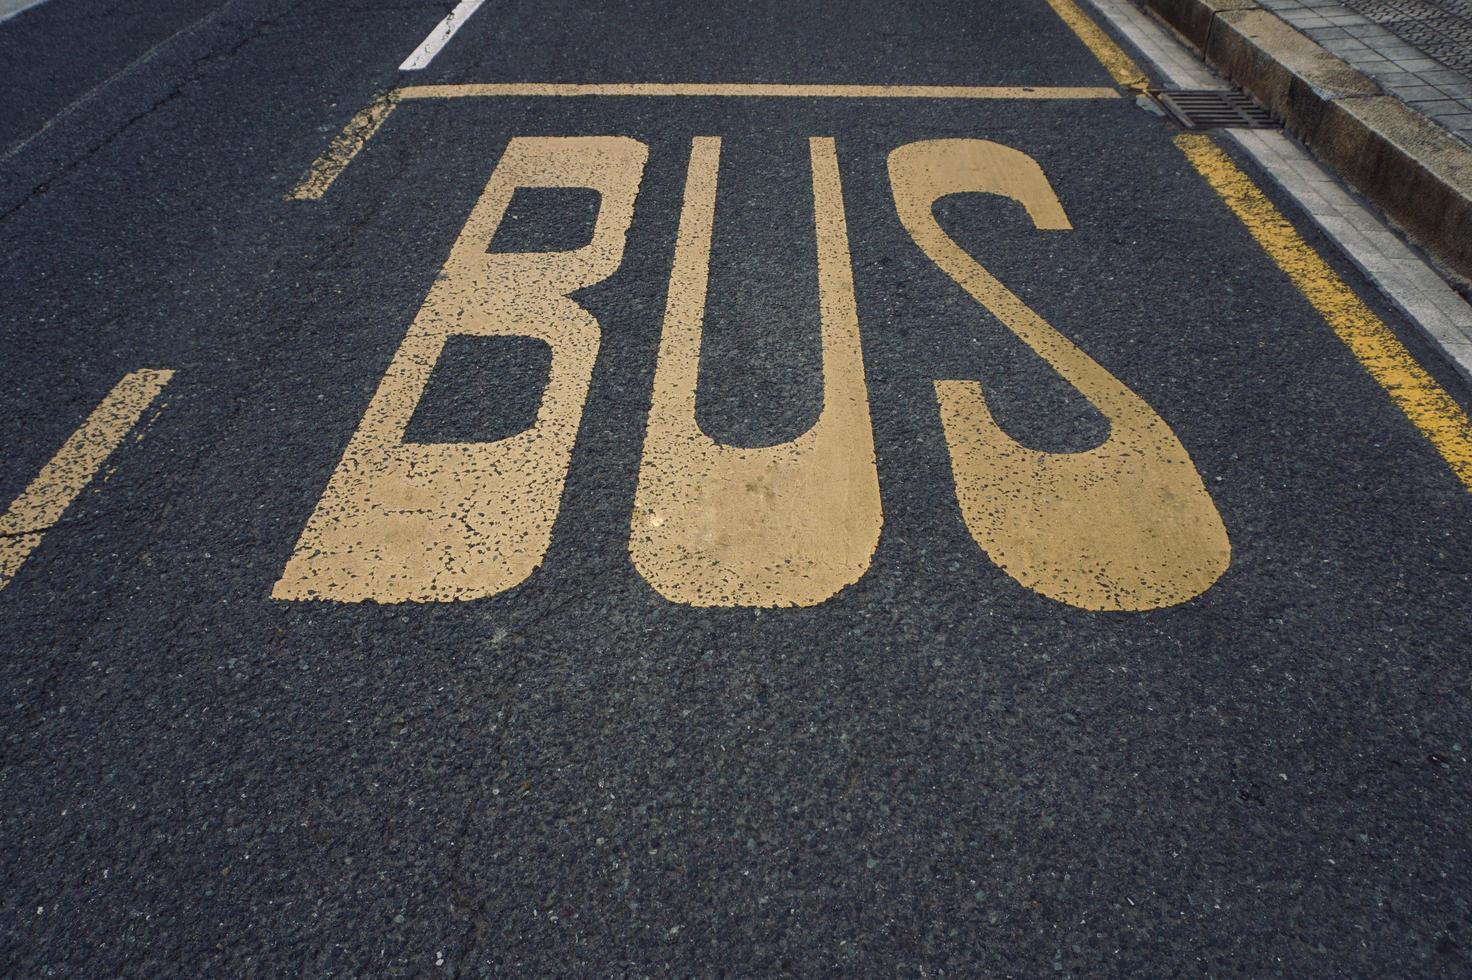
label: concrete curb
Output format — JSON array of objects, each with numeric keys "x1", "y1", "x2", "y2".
[{"x1": 1138, "y1": 0, "x2": 1472, "y2": 283}]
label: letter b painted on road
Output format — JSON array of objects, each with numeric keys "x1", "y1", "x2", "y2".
[{"x1": 274, "y1": 136, "x2": 648, "y2": 602}]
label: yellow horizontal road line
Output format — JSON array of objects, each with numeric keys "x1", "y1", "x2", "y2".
[
  {"x1": 0, "y1": 369, "x2": 174, "y2": 592},
  {"x1": 1176, "y1": 133, "x2": 1472, "y2": 492},
  {"x1": 397, "y1": 82, "x2": 1122, "y2": 100},
  {"x1": 289, "y1": 83, "x2": 1120, "y2": 200}
]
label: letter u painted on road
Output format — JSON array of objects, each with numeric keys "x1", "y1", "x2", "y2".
[
  {"x1": 274, "y1": 136, "x2": 648, "y2": 602},
  {"x1": 629, "y1": 137, "x2": 883, "y2": 607},
  {"x1": 888, "y1": 139, "x2": 1230, "y2": 611}
]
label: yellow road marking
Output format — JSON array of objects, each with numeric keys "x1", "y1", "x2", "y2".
[
  {"x1": 889, "y1": 139, "x2": 1229, "y2": 610},
  {"x1": 287, "y1": 90, "x2": 400, "y2": 201},
  {"x1": 630, "y1": 137, "x2": 882, "y2": 608},
  {"x1": 275, "y1": 137, "x2": 648, "y2": 602},
  {"x1": 397, "y1": 82, "x2": 1123, "y2": 100},
  {"x1": 1176, "y1": 133, "x2": 1472, "y2": 491},
  {"x1": 1043, "y1": 0, "x2": 1150, "y2": 91},
  {"x1": 0, "y1": 369, "x2": 173, "y2": 592},
  {"x1": 289, "y1": 84, "x2": 1120, "y2": 201}
]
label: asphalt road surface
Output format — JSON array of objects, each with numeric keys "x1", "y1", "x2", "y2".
[{"x1": 4, "y1": 0, "x2": 1472, "y2": 975}]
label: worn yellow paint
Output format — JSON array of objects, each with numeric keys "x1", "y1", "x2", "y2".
[
  {"x1": 630, "y1": 137, "x2": 882, "y2": 607},
  {"x1": 1176, "y1": 132, "x2": 1472, "y2": 491},
  {"x1": 0, "y1": 369, "x2": 173, "y2": 591},
  {"x1": 288, "y1": 90, "x2": 400, "y2": 201},
  {"x1": 889, "y1": 139, "x2": 1230, "y2": 611},
  {"x1": 274, "y1": 137, "x2": 648, "y2": 602},
  {"x1": 397, "y1": 82, "x2": 1123, "y2": 100},
  {"x1": 1043, "y1": 0, "x2": 1150, "y2": 92}
]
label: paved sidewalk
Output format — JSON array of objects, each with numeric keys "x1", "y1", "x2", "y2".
[{"x1": 1259, "y1": 0, "x2": 1472, "y2": 142}]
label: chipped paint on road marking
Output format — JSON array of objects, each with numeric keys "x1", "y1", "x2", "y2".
[{"x1": 0, "y1": 369, "x2": 174, "y2": 592}]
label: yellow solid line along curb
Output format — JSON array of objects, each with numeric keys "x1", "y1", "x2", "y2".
[
  {"x1": 1177, "y1": 132, "x2": 1472, "y2": 491},
  {"x1": 1047, "y1": 0, "x2": 1472, "y2": 490},
  {"x1": 1043, "y1": 0, "x2": 1150, "y2": 91}
]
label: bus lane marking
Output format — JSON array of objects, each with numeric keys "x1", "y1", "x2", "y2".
[{"x1": 277, "y1": 81, "x2": 1246, "y2": 611}]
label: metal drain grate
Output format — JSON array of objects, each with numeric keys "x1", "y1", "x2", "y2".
[{"x1": 1152, "y1": 89, "x2": 1279, "y2": 130}]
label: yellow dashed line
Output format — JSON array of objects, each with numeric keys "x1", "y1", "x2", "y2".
[
  {"x1": 0, "y1": 369, "x2": 174, "y2": 591},
  {"x1": 1043, "y1": 0, "x2": 1151, "y2": 92},
  {"x1": 287, "y1": 90, "x2": 400, "y2": 201},
  {"x1": 1176, "y1": 132, "x2": 1472, "y2": 491}
]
